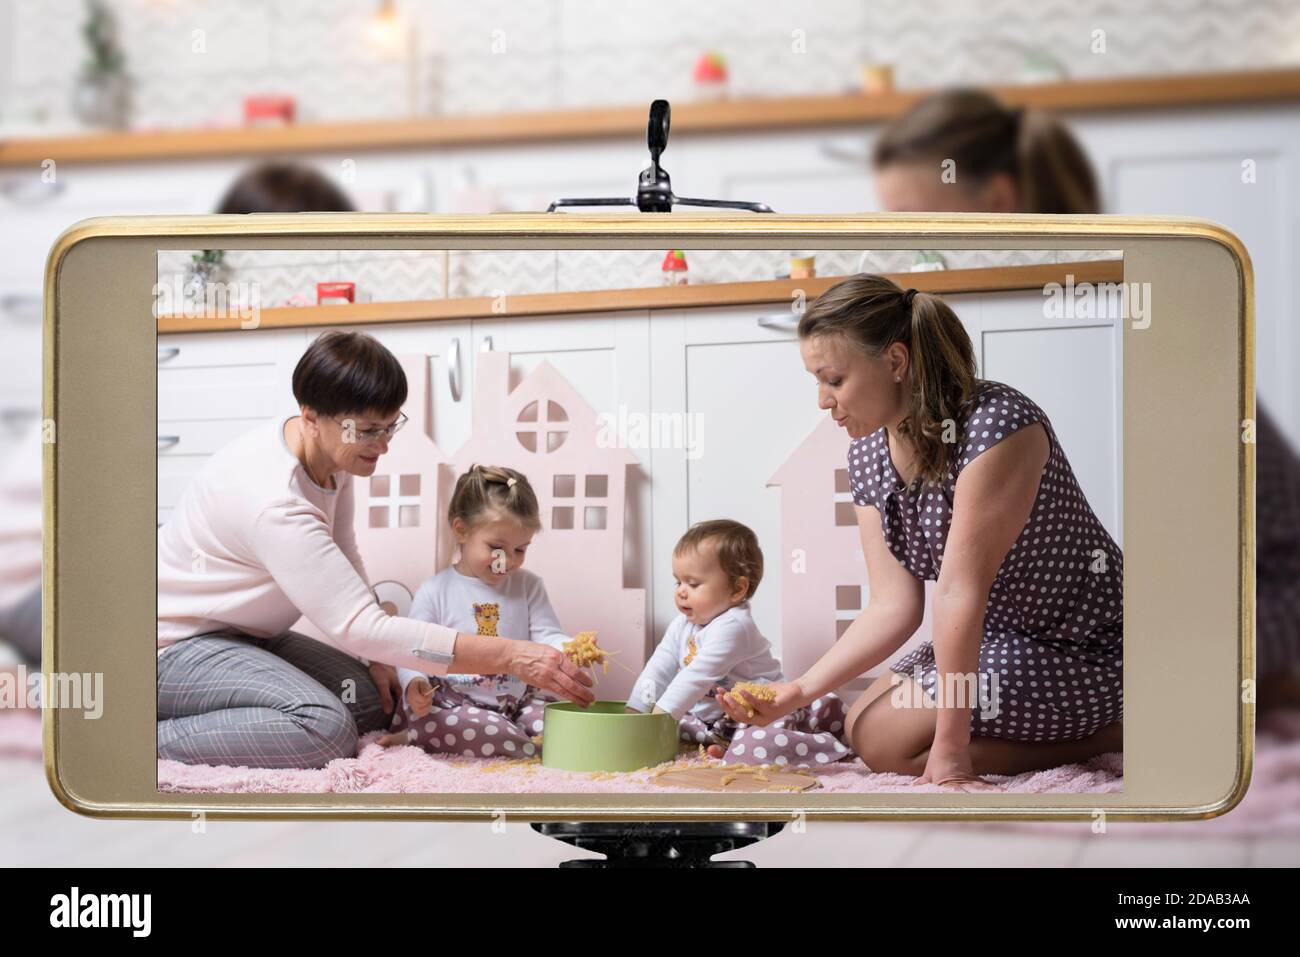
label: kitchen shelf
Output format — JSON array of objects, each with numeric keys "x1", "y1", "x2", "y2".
[
  {"x1": 6, "y1": 68, "x2": 1300, "y2": 168},
  {"x1": 157, "y1": 259, "x2": 1124, "y2": 334}
]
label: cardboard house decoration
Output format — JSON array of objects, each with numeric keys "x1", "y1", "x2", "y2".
[
  {"x1": 767, "y1": 416, "x2": 931, "y2": 685},
  {"x1": 351, "y1": 354, "x2": 451, "y2": 617},
  {"x1": 455, "y1": 350, "x2": 646, "y2": 698}
]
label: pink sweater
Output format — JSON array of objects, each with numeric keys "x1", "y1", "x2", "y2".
[
  {"x1": 0, "y1": 422, "x2": 42, "y2": 611},
  {"x1": 156, "y1": 416, "x2": 457, "y2": 673}
]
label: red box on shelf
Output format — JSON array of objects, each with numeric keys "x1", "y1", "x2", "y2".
[
  {"x1": 316, "y1": 282, "x2": 355, "y2": 305},
  {"x1": 243, "y1": 95, "x2": 296, "y2": 127}
]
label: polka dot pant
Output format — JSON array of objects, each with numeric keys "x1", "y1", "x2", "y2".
[
  {"x1": 678, "y1": 693, "x2": 853, "y2": 767},
  {"x1": 388, "y1": 680, "x2": 552, "y2": 758}
]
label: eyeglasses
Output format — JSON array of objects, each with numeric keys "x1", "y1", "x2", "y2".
[{"x1": 329, "y1": 412, "x2": 408, "y2": 444}]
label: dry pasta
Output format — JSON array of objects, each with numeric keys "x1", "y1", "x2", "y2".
[
  {"x1": 728, "y1": 681, "x2": 777, "y2": 718},
  {"x1": 562, "y1": 630, "x2": 639, "y2": 680},
  {"x1": 563, "y1": 631, "x2": 608, "y2": 671}
]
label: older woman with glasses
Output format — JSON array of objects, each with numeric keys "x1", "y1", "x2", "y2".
[{"x1": 156, "y1": 331, "x2": 594, "y2": 769}]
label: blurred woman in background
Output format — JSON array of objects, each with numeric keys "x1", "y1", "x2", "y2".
[
  {"x1": 871, "y1": 88, "x2": 1099, "y2": 215},
  {"x1": 0, "y1": 162, "x2": 356, "y2": 691},
  {"x1": 867, "y1": 87, "x2": 1299, "y2": 708}
]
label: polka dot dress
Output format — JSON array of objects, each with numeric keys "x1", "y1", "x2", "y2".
[
  {"x1": 847, "y1": 378, "x2": 1123, "y2": 742},
  {"x1": 1255, "y1": 402, "x2": 1300, "y2": 679}
]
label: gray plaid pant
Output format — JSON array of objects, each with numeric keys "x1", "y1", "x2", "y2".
[
  {"x1": 156, "y1": 630, "x2": 387, "y2": 769},
  {"x1": 0, "y1": 582, "x2": 40, "y2": 666}
]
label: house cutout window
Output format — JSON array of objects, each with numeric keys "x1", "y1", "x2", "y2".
[
  {"x1": 550, "y1": 471, "x2": 610, "y2": 532},
  {"x1": 369, "y1": 473, "x2": 422, "y2": 529},
  {"x1": 835, "y1": 584, "x2": 864, "y2": 639},
  {"x1": 834, "y1": 468, "x2": 856, "y2": 526},
  {"x1": 517, "y1": 399, "x2": 569, "y2": 453}
]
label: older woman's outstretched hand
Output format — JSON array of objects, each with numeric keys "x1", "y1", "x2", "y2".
[
  {"x1": 715, "y1": 680, "x2": 804, "y2": 726},
  {"x1": 506, "y1": 639, "x2": 596, "y2": 706}
]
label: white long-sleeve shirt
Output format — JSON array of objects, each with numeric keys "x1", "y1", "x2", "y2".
[
  {"x1": 397, "y1": 564, "x2": 570, "y2": 706},
  {"x1": 156, "y1": 416, "x2": 457, "y2": 674},
  {"x1": 624, "y1": 601, "x2": 783, "y2": 722}
]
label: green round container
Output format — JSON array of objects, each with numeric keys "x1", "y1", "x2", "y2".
[{"x1": 541, "y1": 701, "x2": 680, "y2": 772}]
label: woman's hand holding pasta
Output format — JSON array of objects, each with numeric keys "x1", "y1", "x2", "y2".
[
  {"x1": 507, "y1": 639, "x2": 596, "y2": 706},
  {"x1": 715, "y1": 680, "x2": 804, "y2": 726}
]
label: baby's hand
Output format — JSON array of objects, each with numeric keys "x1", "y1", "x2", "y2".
[
  {"x1": 406, "y1": 678, "x2": 435, "y2": 718},
  {"x1": 623, "y1": 705, "x2": 641, "y2": 714}
]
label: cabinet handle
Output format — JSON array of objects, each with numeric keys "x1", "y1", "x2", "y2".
[
  {"x1": 157, "y1": 435, "x2": 180, "y2": 450},
  {"x1": 756, "y1": 314, "x2": 800, "y2": 332},
  {"x1": 0, "y1": 294, "x2": 41, "y2": 323},
  {"x1": 0, "y1": 178, "x2": 66, "y2": 204},
  {"x1": 447, "y1": 337, "x2": 462, "y2": 402},
  {"x1": 157, "y1": 347, "x2": 180, "y2": 363}
]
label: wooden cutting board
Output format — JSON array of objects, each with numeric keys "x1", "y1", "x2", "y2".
[{"x1": 652, "y1": 765, "x2": 821, "y2": 792}]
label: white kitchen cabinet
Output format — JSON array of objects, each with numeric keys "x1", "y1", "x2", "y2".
[
  {"x1": 156, "y1": 328, "x2": 305, "y2": 521},
  {"x1": 646, "y1": 301, "x2": 825, "y2": 656},
  {"x1": 468, "y1": 311, "x2": 655, "y2": 652},
  {"x1": 675, "y1": 128, "x2": 878, "y2": 215}
]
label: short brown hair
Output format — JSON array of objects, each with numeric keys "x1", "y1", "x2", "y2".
[
  {"x1": 292, "y1": 331, "x2": 407, "y2": 419},
  {"x1": 448, "y1": 464, "x2": 542, "y2": 533},
  {"x1": 217, "y1": 162, "x2": 355, "y2": 214},
  {"x1": 674, "y1": 519, "x2": 763, "y2": 600}
]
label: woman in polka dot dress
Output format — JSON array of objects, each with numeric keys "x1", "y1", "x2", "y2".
[{"x1": 717, "y1": 273, "x2": 1123, "y2": 788}]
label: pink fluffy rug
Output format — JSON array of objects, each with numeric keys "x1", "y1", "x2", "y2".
[
  {"x1": 978, "y1": 709, "x2": 1300, "y2": 838},
  {"x1": 0, "y1": 709, "x2": 40, "y2": 759},
  {"x1": 7, "y1": 708, "x2": 1297, "y2": 836},
  {"x1": 154, "y1": 731, "x2": 1121, "y2": 795}
]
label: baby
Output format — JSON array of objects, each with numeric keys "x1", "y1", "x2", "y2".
[
  {"x1": 624, "y1": 519, "x2": 851, "y2": 767},
  {"x1": 379, "y1": 464, "x2": 568, "y2": 758}
]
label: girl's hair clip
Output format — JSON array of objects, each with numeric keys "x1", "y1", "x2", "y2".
[{"x1": 506, "y1": 476, "x2": 517, "y2": 488}]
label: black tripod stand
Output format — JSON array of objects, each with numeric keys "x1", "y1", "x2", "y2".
[
  {"x1": 531, "y1": 820, "x2": 786, "y2": 868},
  {"x1": 548, "y1": 99, "x2": 774, "y2": 214}
]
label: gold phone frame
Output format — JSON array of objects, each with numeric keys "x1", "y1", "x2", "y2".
[{"x1": 41, "y1": 212, "x2": 1253, "y2": 822}]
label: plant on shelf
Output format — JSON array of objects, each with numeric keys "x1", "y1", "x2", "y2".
[
  {"x1": 72, "y1": 0, "x2": 132, "y2": 129},
  {"x1": 186, "y1": 250, "x2": 229, "y2": 285}
]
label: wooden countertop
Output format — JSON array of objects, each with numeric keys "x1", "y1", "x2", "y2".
[
  {"x1": 157, "y1": 259, "x2": 1123, "y2": 334},
  {"x1": 7, "y1": 69, "x2": 1300, "y2": 168}
]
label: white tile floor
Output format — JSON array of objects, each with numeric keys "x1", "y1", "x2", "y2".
[{"x1": 3, "y1": 757, "x2": 1296, "y2": 867}]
